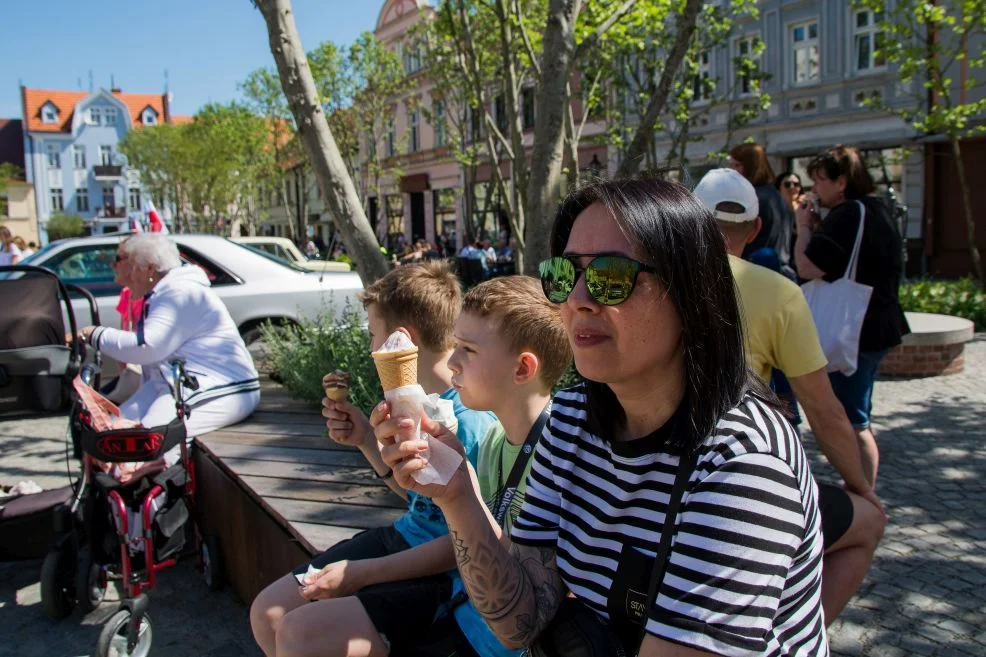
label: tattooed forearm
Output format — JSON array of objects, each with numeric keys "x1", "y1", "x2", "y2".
[{"x1": 448, "y1": 526, "x2": 563, "y2": 648}]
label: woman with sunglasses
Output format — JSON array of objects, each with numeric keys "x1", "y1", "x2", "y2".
[
  {"x1": 375, "y1": 179, "x2": 828, "y2": 657},
  {"x1": 776, "y1": 171, "x2": 804, "y2": 214}
]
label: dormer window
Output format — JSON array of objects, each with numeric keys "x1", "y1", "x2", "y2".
[
  {"x1": 41, "y1": 102, "x2": 59, "y2": 124},
  {"x1": 141, "y1": 107, "x2": 158, "y2": 125},
  {"x1": 88, "y1": 108, "x2": 102, "y2": 126}
]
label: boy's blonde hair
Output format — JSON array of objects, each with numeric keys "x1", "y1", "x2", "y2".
[
  {"x1": 462, "y1": 276, "x2": 572, "y2": 390},
  {"x1": 360, "y1": 261, "x2": 462, "y2": 352}
]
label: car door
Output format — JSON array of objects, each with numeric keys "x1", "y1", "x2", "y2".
[{"x1": 39, "y1": 243, "x2": 122, "y2": 328}]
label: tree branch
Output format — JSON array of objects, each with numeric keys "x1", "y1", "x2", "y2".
[
  {"x1": 514, "y1": 0, "x2": 542, "y2": 81},
  {"x1": 573, "y1": 0, "x2": 639, "y2": 61}
]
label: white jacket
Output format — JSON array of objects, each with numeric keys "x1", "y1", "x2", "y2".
[{"x1": 91, "y1": 265, "x2": 260, "y2": 409}]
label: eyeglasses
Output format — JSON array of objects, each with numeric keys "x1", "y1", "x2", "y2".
[
  {"x1": 113, "y1": 254, "x2": 128, "y2": 264},
  {"x1": 538, "y1": 255, "x2": 656, "y2": 306},
  {"x1": 783, "y1": 180, "x2": 801, "y2": 189}
]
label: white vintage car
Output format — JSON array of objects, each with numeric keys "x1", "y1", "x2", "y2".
[
  {"x1": 232, "y1": 236, "x2": 351, "y2": 273},
  {"x1": 19, "y1": 234, "x2": 364, "y2": 343}
]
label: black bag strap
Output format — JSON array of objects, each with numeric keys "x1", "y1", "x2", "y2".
[
  {"x1": 492, "y1": 403, "x2": 550, "y2": 526},
  {"x1": 632, "y1": 447, "x2": 699, "y2": 656}
]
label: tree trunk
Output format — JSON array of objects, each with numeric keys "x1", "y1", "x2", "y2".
[
  {"x1": 616, "y1": 0, "x2": 703, "y2": 178},
  {"x1": 523, "y1": 0, "x2": 584, "y2": 276},
  {"x1": 255, "y1": 0, "x2": 389, "y2": 284},
  {"x1": 951, "y1": 137, "x2": 984, "y2": 284}
]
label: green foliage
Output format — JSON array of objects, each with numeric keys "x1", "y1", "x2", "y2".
[
  {"x1": 899, "y1": 278, "x2": 986, "y2": 329},
  {"x1": 260, "y1": 304, "x2": 383, "y2": 416},
  {"x1": 554, "y1": 363, "x2": 584, "y2": 394},
  {"x1": 46, "y1": 212, "x2": 85, "y2": 240},
  {"x1": 0, "y1": 162, "x2": 22, "y2": 197}
]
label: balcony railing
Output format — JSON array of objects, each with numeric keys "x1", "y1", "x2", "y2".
[{"x1": 93, "y1": 164, "x2": 123, "y2": 180}]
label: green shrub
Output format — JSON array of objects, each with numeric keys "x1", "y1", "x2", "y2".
[
  {"x1": 46, "y1": 213, "x2": 86, "y2": 241},
  {"x1": 554, "y1": 363, "x2": 584, "y2": 394},
  {"x1": 260, "y1": 302, "x2": 383, "y2": 416},
  {"x1": 899, "y1": 278, "x2": 986, "y2": 329}
]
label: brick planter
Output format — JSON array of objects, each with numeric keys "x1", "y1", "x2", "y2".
[{"x1": 879, "y1": 312, "x2": 974, "y2": 377}]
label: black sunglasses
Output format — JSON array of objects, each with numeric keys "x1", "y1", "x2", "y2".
[
  {"x1": 538, "y1": 254, "x2": 656, "y2": 306},
  {"x1": 783, "y1": 180, "x2": 801, "y2": 189}
]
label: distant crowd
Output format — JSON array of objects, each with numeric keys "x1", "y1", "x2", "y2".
[{"x1": 0, "y1": 225, "x2": 37, "y2": 266}]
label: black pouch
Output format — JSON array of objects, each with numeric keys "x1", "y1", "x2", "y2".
[
  {"x1": 607, "y1": 543, "x2": 656, "y2": 655},
  {"x1": 530, "y1": 597, "x2": 625, "y2": 657}
]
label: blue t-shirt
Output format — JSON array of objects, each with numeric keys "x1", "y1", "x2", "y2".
[{"x1": 392, "y1": 388, "x2": 496, "y2": 547}]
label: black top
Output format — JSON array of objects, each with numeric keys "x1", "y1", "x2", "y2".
[
  {"x1": 804, "y1": 196, "x2": 910, "y2": 352},
  {"x1": 744, "y1": 183, "x2": 794, "y2": 273}
]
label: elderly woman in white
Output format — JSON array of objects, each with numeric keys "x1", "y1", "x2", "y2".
[{"x1": 79, "y1": 234, "x2": 260, "y2": 482}]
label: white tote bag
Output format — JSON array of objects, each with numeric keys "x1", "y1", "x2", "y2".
[{"x1": 801, "y1": 200, "x2": 874, "y2": 376}]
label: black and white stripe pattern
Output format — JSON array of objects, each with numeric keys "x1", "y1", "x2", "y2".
[{"x1": 511, "y1": 387, "x2": 828, "y2": 657}]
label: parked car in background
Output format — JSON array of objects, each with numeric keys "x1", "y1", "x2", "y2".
[
  {"x1": 232, "y1": 236, "x2": 351, "y2": 273},
  {"x1": 15, "y1": 234, "x2": 364, "y2": 343}
]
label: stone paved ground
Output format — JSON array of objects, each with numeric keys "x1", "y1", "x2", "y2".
[{"x1": 1, "y1": 337, "x2": 984, "y2": 656}]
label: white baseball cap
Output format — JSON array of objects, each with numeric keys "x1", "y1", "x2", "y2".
[{"x1": 693, "y1": 168, "x2": 759, "y2": 223}]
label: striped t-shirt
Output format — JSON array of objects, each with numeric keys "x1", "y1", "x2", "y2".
[{"x1": 511, "y1": 387, "x2": 828, "y2": 657}]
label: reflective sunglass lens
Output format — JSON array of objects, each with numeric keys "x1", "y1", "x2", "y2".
[
  {"x1": 539, "y1": 258, "x2": 575, "y2": 303},
  {"x1": 586, "y1": 256, "x2": 635, "y2": 305}
]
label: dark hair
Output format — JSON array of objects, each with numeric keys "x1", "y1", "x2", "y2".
[
  {"x1": 806, "y1": 145, "x2": 875, "y2": 199},
  {"x1": 729, "y1": 143, "x2": 775, "y2": 186},
  {"x1": 550, "y1": 178, "x2": 766, "y2": 454},
  {"x1": 774, "y1": 171, "x2": 801, "y2": 189}
]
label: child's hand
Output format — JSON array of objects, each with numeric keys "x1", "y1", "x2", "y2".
[
  {"x1": 375, "y1": 412, "x2": 471, "y2": 502},
  {"x1": 322, "y1": 398, "x2": 374, "y2": 449},
  {"x1": 299, "y1": 559, "x2": 369, "y2": 601}
]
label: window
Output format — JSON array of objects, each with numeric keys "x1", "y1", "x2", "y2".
[
  {"x1": 105, "y1": 107, "x2": 118, "y2": 126},
  {"x1": 434, "y1": 101, "x2": 446, "y2": 147},
  {"x1": 522, "y1": 88, "x2": 536, "y2": 130},
  {"x1": 735, "y1": 35, "x2": 762, "y2": 96},
  {"x1": 73, "y1": 145, "x2": 87, "y2": 169},
  {"x1": 468, "y1": 106, "x2": 483, "y2": 143},
  {"x1": 494, "y1": 95, "x2": 508, "y2": 134},
  {"x1": 100, "y1": 146, "x2": 113, "y2": 166},
  {"x1": 854, "y1": 10, "x2": 886, "y2": 72},
  {"x1": 409, "y1": 109, "x2": 420, "y2": 153},
  {"x1": 46, "y1": 143, "x2": 61, "y2": 169},
  {"x1": 404, "y1": 45, "x2": 422, "y2": 74},
  {"x1": 128, "y1": 187, "x2": 141, "y2": 210},
  {"x1": 42, "y1": 104, "x2": 58, "y2": 124},
  {"x1": 50, "y1": 187, "x2": 64, "y2": 212},
  {"x1": 693, "y1": 51, "x2": 712, "y2": 102},
  {"x1": 386, "y1": 119, "x2": 396, "y2": 158},
  {"x1": 792, "y1": 20, "x2": 820, "y2": 84},
  {"x1": 142, "y1": 109, "x2": 157, "y2": 125},
  {"x1": 76, "y1": 187, "x2": 90, "y2": 212},
  {"x1": 365, "y1": 130, "x2": 377, "y2": 160},
  {"x1": 89, "y1": 108, "x2": 102, "y2": 126},
  {"x1": 102, "y1": 186, "x2": 115, "y2": 212},
  {"x1": 43, "y1": 245, "x2": 119, "y2": 288}
]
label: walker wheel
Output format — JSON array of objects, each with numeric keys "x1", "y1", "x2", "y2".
[
  {"x1": 75, "y1": 545, "x2": 107, "y2": 613},
  {"x1": 201, "y1": 534, "x2": 225, "y2": 592},
  {"x1": 96, "y1": 609, "x2": 153, "y2": 657},
  {"x1": 40, "y1": 545, "x2": 76, "y2": 620}
]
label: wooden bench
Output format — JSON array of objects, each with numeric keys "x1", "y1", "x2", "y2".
[{"x1": 192, "y1": 378, "x2": 405, "y2": 604}]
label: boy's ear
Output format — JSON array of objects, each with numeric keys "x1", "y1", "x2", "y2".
[
  {"x1": 514, "y1": 352, "x2": 540, "y2": 385},
  {"x1": 397, "y1": 325, "x2": 419, "y2": 346}
]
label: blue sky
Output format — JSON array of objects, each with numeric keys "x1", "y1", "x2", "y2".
[{"x1": 0, "y1": 0, "x2": 382, "y2": 119}]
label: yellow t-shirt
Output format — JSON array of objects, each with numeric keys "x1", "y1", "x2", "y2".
[{"x1": 729, "y1": 255, "x2": 828, "y2": 383}]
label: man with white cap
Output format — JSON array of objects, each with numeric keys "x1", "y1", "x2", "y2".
[{"x1": 694, "y1": 167, "x2": 886, "y2": 625}]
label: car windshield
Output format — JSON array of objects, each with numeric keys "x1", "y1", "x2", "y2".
[{"x1": 236, "y1": 243, "x2": 308, "y2": 272}]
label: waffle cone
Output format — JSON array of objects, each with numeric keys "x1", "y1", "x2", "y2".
[
  {"x1": 372, "y1": 347, "x2": 419, "y2": 391},
  {"x1": 324, "y1": 385, "x2": 349, "y2": 402}
]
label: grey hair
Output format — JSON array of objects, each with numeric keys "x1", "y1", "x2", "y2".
[{"x1": 121, "y1": 234, "x2": 181, "y2": 272}]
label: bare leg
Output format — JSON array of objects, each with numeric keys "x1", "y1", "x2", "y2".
[
  {"x1": 250, "y1": 574, "x2": 310, "y2": 657},
  {"x1": 276, "y1": 596, "x2": 389, "y2": 657},
  {"x1": 856, "y1": 428, "x2": 879, "y2": 488},
  {"x1": 822, "y1": 492, "x2": 886, "y2": 624}
]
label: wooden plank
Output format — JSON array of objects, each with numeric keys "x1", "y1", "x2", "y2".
[
  {"x1": 202, "y1": 442, "x2": 369, "y2": 468},
  {"x1": 215, "y1": 422, "x2": 327, "y2": 438},
  {"x1": 193, "y1": 448, "x2": 310, "y2": 603},
  {"x1": 202, "y1": 430, "x2": 342, "y2": 452},
  {"x1": 245, "y1": 410, "x2": 327, "y2": 426},
  {"x1": 240, "y1": 475, "x2": 404, "y2": 509},
  {"x1": 204, "y1": 456, "x2": 390, "y2": 487},
  {"x1": 291, "y1": 522, "x2": 361, "y2": 553},
  {"x1": 264, "y1": 496, "x2": 404, "y2": 530}
]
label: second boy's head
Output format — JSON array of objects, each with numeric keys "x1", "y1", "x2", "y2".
[
  {"x1": 359, "y1": 261, "x2": 462, "y2": 353},
  {"x1": 450, "y1": 276, "x2": 572, "y2": 411}
]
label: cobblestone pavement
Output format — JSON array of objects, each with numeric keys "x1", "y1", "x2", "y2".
[{"x1": 2, "y1": 337, "x2": 985, "y2": 656}]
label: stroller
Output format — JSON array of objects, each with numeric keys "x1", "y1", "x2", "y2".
[
  {"x1": 41, "y1": 353, "x2": 225, "y2": 656},
  {"x1": 0, "y1": 264, "x2": 96, "y2": 414}
]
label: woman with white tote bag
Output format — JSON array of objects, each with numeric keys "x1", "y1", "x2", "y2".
[{"x1": 794, "y1": 145, "x2": 909, "y2": 488}]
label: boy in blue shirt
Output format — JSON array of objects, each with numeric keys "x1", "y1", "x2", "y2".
[{"x1": 250, "y1": 261, "x2": 497, "y2": 657}]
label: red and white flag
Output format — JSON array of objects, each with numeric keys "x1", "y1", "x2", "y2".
[{"x1": 146, "y1": 199, "x2": 168, "y2": 234}]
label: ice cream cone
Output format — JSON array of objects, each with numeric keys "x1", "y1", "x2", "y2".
[{"x1": 372, "y1": 347, "x2": 419, "y2": 391}]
